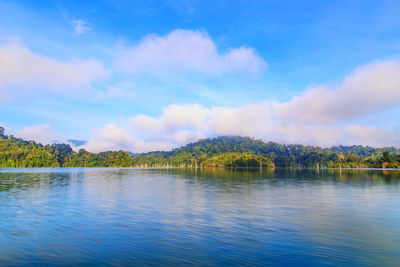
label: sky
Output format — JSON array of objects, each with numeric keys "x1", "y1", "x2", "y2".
[{"x1": 0, "y1": 0, "x2": 400, "y2": 152}]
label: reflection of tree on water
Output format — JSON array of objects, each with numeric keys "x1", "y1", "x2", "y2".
[
  {"x1": 146, "y1": 168, "x2": 400, "y2": 186},
  {"x1": 167, "y1": 167, "x2": 275, "y2": 180},
  {"x1": 0, "y1": 172, "x2": 42, "y2": 192},
  {"x1": 0, "y1": 170, "x2": 86, "y2": 193},
  {"x1": 0, "y1": 168, "x2": 399, "y2": 194}
]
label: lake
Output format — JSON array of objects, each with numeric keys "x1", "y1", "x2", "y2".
[{"x1": 0, "y1": 168, "x2": 399, "y2": 266}]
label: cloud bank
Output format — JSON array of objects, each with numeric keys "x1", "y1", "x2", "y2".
[
  {"x1": 82, "y1": 60, "x2": 400, "y2": 152},
  {"x1": 117, "y1": 29, "x2": 266, "y2": 75}
]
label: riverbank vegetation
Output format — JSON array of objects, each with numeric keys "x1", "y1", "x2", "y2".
[{"x1": 0, "y1": 127, "x2": 399, "y2": 168}]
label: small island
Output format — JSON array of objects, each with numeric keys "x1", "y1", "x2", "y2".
[{"x1": 1, "y1": 127, "x2": 399, "y2": 169}]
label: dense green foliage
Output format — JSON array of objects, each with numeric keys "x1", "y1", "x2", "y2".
[
  {"x1": 0, "y1": 127, "x2": 399, "y2": 168},
  {"x1": 133, "y1": 136, "x2": 400, "y2": 168},
  {"x1": 0, "y1": 129, "x2": 133, "y2": 167},
  {"x1": 201, "y1": 153, "x2": 274, "y2": 168}
]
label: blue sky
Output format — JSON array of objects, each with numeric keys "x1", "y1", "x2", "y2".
[{"x1": 1, "y1": 0, "x2": 400, "y2": 152}]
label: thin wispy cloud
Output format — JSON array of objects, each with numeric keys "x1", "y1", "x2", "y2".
[{"x1": 71, "y1": 19, "x2": 92, "y2": 35}]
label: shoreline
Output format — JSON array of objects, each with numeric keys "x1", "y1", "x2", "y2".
[{"x1": 1, "y1": 166, "x2": 399, "y2": 171}]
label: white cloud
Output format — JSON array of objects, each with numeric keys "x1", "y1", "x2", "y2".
[
  {"x1": 116, "y1": 29, "x2": 266, "y2": 75},
  {"x1": 130, "y1": 103, "x2": 210, "y2": 136},
  {"x1": 14, "y1": 124, "x2": 65, "y2": 145},
  {"x1": 83, "y1": 124, "x2": 173, "y2": 153},
  {"x1": 274, "y1": 60, "x2": 400, "y2": 123},
  {"x1": 160, "y1": 103, "x2": 210, "y2": 131},
  {"x1": 170, "y1": 130, "x2": 206, "y2": 145},
  {"x1": 0, "y1": 39, "x2": 108, "y2": 101},
  {"x1": 129, "y1": 102, "x2": 344, "y2": 149},
  {"x1": 132, "y1": 115, "x2": 164, "y2": 133},
  {"x1": 129, "y1": 104, "x2": 211, "y2": 145},
  {"x1": 83, "y1": 101, "x2": 348, "y2": 152},
  {"x1": 83, "y1": 124, "x2": 135, "y2": 152},
  {"x1": 71, "y1": 20, "x2": 92, "y2": 35},
  {"x1": 208, "y1": 104, "x2": 271, "y2": 137}
]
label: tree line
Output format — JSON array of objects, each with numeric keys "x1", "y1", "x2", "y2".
[{"x1": 0, "y1": 127, "x2": 399, "y2": 168}]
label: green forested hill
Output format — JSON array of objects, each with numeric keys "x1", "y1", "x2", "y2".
[
  {"x1": 0, "y1": 130, "x2": 133, "y2": 167},
  {"x1": 0, "y1": 127, "x2": 399, "y2": 168},
  {"x1": 132, "y1": 136, "x2": 400, "y2": 168}
]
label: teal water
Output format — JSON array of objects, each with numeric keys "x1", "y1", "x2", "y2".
[{"x1": 0, "y1": 168, "x2": 399, "y2": 266}]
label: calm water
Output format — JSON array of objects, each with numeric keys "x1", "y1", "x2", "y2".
[{"x1": 0, "y1": 168, "x2": 399, "y2": 266}]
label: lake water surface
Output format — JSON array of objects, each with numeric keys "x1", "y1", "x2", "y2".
[{"x1": 0, "y1": 168, "x2": 399, "y2": 266}]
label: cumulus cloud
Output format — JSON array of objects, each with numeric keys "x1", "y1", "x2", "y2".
[
  {"x1": 132, "y1": 104, "x2": 210, "y2": 133},
  {"x1": 0, "y1": 39, "x2": 108, "y2": 101},
  {"x1": 71, "y1": 20, "x2": 92, "y2": 35},
  {"x1": 275, "y1": 60, "x2": 400, "y2": 123},
  {"x1": 14, "y1": 124, "x2": 64, "y2": 145},
  {"x1": 127, "y1": 102, "x2": 344, "y2": 149},
  {"x1": 83, "y1": 124, "x2": 136, "y2": 152},
  {"x1": 130, "y1": 104, "x2": 210, "y2": 145},
  {"x1": 116, "y1": 29, "x2": 266, "y2": 75}
]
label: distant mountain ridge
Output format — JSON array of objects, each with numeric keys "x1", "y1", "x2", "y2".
[{"x1": 67, "y1": 139, "x2": 87, "y2": 147}]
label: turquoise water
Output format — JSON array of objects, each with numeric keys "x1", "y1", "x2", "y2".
[{"x1": 0, "y1": 168, "x2": 399, "y2": 266}]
